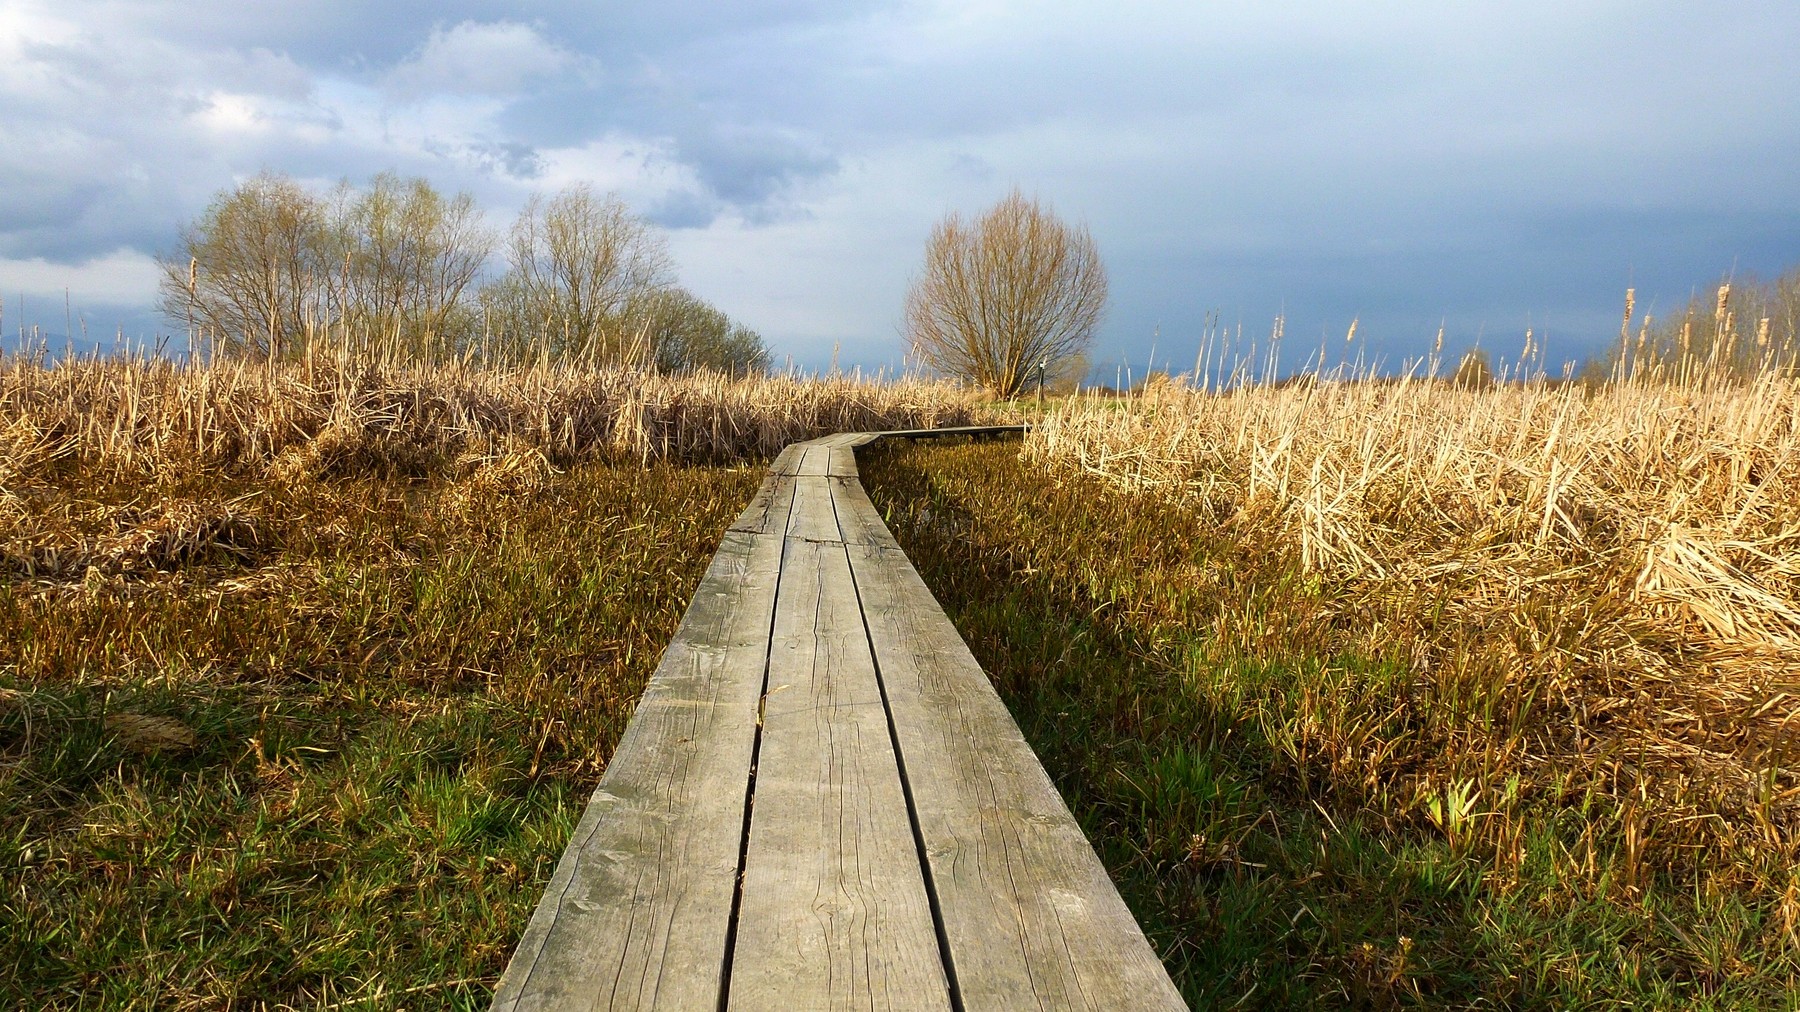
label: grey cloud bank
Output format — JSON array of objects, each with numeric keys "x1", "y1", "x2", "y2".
[{"x1": 2, "y1": 0, "x2": 1796, "y2": 373}]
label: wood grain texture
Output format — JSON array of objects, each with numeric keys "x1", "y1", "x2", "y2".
[
  {"x1": 830, "y1": 475, "x2": 903, "y2": 552},
  {"x1": 729, "y1": 468, "x2": 799, "y2": 537},
  {"x1": 785, "y1": 475, "x2": 844, "y2": 544},
  {"x1": 490, "y1": 529, "x2": 783, "y2": 1012},
  {"x1": 826, "y1": 446, "x2": 859, "y2": 479},
  {"x1": 836, "y1": 485, "x2": 1187, "y2": 1010},
  {"x1": 729, "y1": 536, "x2": 952, "y2": 1011},
  {"x1": 769, "y1": 443, "x2": 806, "y2": 474}
]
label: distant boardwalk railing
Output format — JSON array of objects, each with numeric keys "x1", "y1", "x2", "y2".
[{"x1": 491, "y1": 426, "x2": 1187, "y2": 1011}]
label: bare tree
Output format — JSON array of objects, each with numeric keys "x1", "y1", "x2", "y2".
[
  {"x1": 640, "y1": 287, "x2": 770, "y2": 376},
  {"x1": 164, "y1": 175, "x2": 748, "y2": 370},
  {"x1": 324, "y1": 172, "x2": 491, "y2": 358},
  {"x1": 1635, "y1": 269, "x2": 1800, "y2": 379},
  {"x1": 161, "y1": 171, "x2": 492, "y2": 361},
  {"x1": 904, "y1": 189, "x2": 1107, "y2": 397},
  {"x1": 485, "y1": 184, "x2": 674, "y2": 363},
  {"x1": 158, "y1": 171, "x2": 328, "y2": 360}
]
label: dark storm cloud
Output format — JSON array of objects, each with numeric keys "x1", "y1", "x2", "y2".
[
  {"x1": 1104, "y1": 200, "x2": 1800, "y2": 380},
  {"x1": 91, "y1": 0, "x2": 892, "y2": 68},
  {"x1": 676, "y1": 128, "x2": 837, "y2": 211}
]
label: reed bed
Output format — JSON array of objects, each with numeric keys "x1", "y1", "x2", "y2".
[
  {"x1": 1027, "y1": 372, "x2": 1800, "y2": 891},
  {"x1": 864, "y1": 372, "x2": 1800, "y2": 1001},
  {"x1": 1, "y1": 456, "x2": 764, "y2": 1007},
  {"x1": 0, "y1": 354, "x2": 999, "y2": 483},
  {"x1": 0, "y1": 352, "x2": 1002, "y2": 1006}
]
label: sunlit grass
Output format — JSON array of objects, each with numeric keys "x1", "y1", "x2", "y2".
[
  {"x1": 0, "y1": 352, "x2": 1002, "y2": 481},
  {"x1": 0, "y1": 353, "x2": 1004, "y2": 1009},
  {"x1": 863, "y1": 434, "x2": 1800, "y2": 1008},
  {"x1": 0, "y1": 450, "x2": 760, "y2": 1009}
]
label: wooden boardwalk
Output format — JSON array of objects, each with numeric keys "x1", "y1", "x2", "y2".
[{"x1": 491, "y1": 428, "x2": 1187, "y2": 1011}]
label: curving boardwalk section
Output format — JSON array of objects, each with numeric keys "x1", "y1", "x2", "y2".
[{"x1": 491, "y1": 427, "x2": 1187, "y2": 1012}]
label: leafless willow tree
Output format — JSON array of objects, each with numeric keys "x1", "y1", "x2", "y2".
[
  {"x1": 904, "y1": 189, "x2": 1107, "y2": 397},
  {"x1": 158, "y1": 171, "x2": 492, "y2": 361},
  {"x1": 481, "y1": 184, "x2": 674, "y2": 364},
  {"x1": 322, "y1": 172, "x2": 489, "y2": 355},
  {"x1": 157, "y1": 172, "x2": 328, "y2": 360},
  {"x1": 162, "y1": 174, "x2": 769, "y2": 371}
]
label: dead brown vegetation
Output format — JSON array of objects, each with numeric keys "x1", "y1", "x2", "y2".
[
  {"x1": 0, "y1": 354, "x2": 1000, "y2": 482},
  {"x1": 1029, "y1": 370, "x2": 1800, "y2": 889}
]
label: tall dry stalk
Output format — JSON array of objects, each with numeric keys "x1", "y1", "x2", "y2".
[
  {"x1": 0, "y1": 355, "x2": 1002, "y2": 480},
  {"x1": 1027, "y1": 365, "x2": 1800, "y2": 874}
]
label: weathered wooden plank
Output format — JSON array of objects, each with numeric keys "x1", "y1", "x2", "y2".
[
  {"x1": 731, "y1": 443, "x2": 809, "y2": 534},
  {"x1": 730, "y1": 470, "x2": 800, "y2": 536},
  {"x1": 769, "y1": 442, "x2": 807, "y2": 475},
  {"x1": 826, "y1": 446, "x2": 858, "y2": 479},
  {"x1": 795, "y1": 443, "x2": 836, "y2": 477},
  {"x1": 729, "y1": 536, "x2": 952, "y2": 1011},
  {"x1": 491, "y1": 529, "x2": 783, "y2": 1012},
  {"x1": 732, "y1": 477, "x2": 794, "y2": 535},
  {"x1": 785, "y1": 475, "x2": 844, "y2": 544},
  {"x1": 837, "y1": 496, "x2": 1186, "y2": 1010},
  {"x1": 829, "y1": 476, "x2": 902, "y2": 552}
]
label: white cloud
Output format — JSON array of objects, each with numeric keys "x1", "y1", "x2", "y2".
[
  {"x1": 666, "y1": 142, "x2": 1003, "y2": 367},
  {"x1": 1, "y1": 0, "x2": 1797, "y2": 368},
  {"x1": 385, "y1": 21, "x2": 585, "y2": 100},
  {"x1": 0, "y1": 248, "x2": 162, "y2": 306},
  {"x1": 535, "y1": 135, "x2": 706, "y2": 207}
]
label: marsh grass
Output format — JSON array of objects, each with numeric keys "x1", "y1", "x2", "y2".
[
  {"x1": 0, "y1": 352, "x2": 999, "y2": 482},
  {"x1": 863, "y1": 405, "x2": 1800, "y2": 1006},
  {"x1": 1030, "y1": 373, "x2": 1800, "y2": 871},
  {"x1": 0, "y1": 353, "x2": 994, "y2": 1008},
  {"x1": 2, "y1": 455, "x2": 764, "y2": 1008}
]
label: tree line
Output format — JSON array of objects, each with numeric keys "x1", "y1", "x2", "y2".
[
  {"x1": 163, "y1": 172, "x2": 1108, "y2": 392},
  {"x1": 159, "y1": 171, "x2": 769, "y2": 374}
]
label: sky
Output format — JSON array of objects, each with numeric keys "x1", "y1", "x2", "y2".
[{"x1": 2, "y1": 0, "x2": 1797, "y2": 377}]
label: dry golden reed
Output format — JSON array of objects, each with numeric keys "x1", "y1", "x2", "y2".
[
  {"x1": 1029, "y1": 369, "x2": 1800, "y2": 880},
  {"x1": 0, "y1": 354, "x2": 1000, "y2": 480},
  {"x1": 1, "y1": 353, "x2": 1001, "y2": 585}
]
